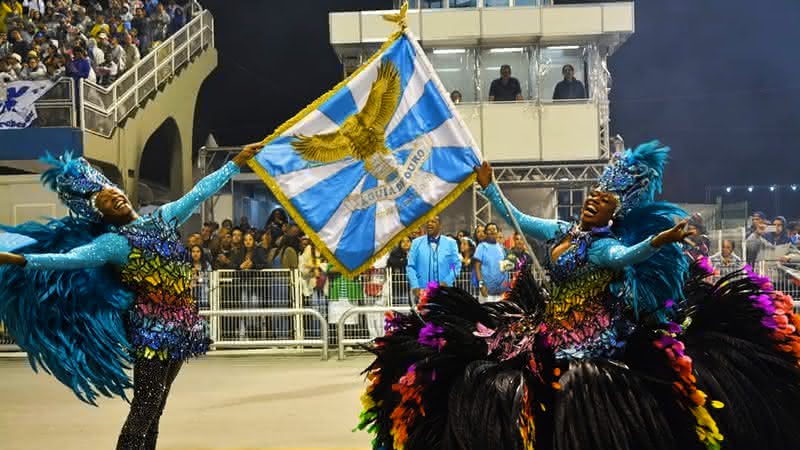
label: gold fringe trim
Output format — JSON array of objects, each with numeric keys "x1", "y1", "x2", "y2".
[{"x1": 248, "y1": 30, "x2": 476, "y2": 278}]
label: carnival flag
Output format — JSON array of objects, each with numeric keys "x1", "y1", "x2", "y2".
[{"x1": 249, "y1": 26, "x2": 481, "y2": 276}]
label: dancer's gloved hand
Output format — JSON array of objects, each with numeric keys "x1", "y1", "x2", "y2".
[
  {"x1": 652, "y1": 219, "x2": 694, "y2": 248},
  {"x1": 232, "y1": 142, "x2": 264, "y2": 168},
  {"x1": 0, "y1": 252, "x2": 26, "y2": 266},
  {"x1": 473, "y1": 161, "x2": 493, "y2": 189}
]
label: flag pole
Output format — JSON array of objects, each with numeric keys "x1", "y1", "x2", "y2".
[{"x1": 489, "y1": 182, "x2": 548, "y2": 282}]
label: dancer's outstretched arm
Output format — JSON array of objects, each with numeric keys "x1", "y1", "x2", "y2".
[
  {"x1": 474, "y1": 162, "x2": 567, "y2": 241},
  {"x1": 159, "y1": 143, "x2": 263, "y2": 226},
  {"x1": 0, "y1": 233, "x2": 130, "y2": 270},
  {"x1": 590, "y1": 220, "x2": 692, "y2": 270}
]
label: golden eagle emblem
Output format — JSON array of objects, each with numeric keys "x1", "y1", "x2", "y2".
[{"x1": 291, "y1": 61, "x2": 402, "y2": 179}]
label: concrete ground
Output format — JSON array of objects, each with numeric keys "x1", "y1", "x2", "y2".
[{"x1": 0, "y1": 354, "x2": 374, "y2": 450}]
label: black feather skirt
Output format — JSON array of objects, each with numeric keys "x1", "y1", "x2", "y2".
[{"x1": 357, "y1": 263, "x2": 800, "y2": 450}]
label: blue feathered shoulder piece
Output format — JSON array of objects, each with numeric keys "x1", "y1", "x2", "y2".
[
  {"x1": 0, "y1": 216, "x2": 134, "y2": 405},
  {"x1": 605, "y1": 142, "x2": 688, "y2": 322},
  {"x1": 612, "y1": 202, "x2": 688, "y2": 322}
]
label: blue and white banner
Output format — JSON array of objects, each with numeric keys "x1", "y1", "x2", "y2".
[
  {"x1": 0, "y1": 80, "x2": 54, "y2": 129},
  {"x1": 250, "y1": 31, "x2": 481, "y2": 276}
]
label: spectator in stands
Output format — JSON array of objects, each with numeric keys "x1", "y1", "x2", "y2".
[
  {"x1": 7, "y1": 29, "x2": 28, "y2": 59},
  {"x1": 474, "y1": 222, "x2": 509, "y2": 303},
  {"x1": 457, "y1": 236, "x2": 476, "y2": 292},
  {"x1": 266, "y1": 208, "x2": 288, "y2": 241},
  {"x1": 66, "y1": 46, "x2": 94, "y2": 82},
  {"x1": 711, "y1": 239, "x2": 742, "y2": 268},
  {"x1": 407, "y1": 215, "x2": 461, "y2": 300},
  {"x1": 473, "y1": 224, "x2": 486, "y2": 243},
  {"x1": 130, "y1": 7, "x2": 150, "y2": 53},
  {"x1": 200, "y1": 222, "x2": 214, "y2": 248},
  {"x1": 388, "y1": 236, "x2": 412, "y2": 271},
  {"x1": 788, "y1": 222, "x2": 799, "y2": 245},
  {"x1": 553, "y1": 64, "x2": 586, "y2": 100},
  {"x1": 270, "y1": 234, "x2": 300, "y2": 339},
  {"x1": 768, "y1": 216, "x2": 790, "y2": 245},
  {"x1": 187, "y1": 232, "x2": 212, "y2": 263},
  {"x1": 168, "y1": 5, "x2": 185, "y2": 35},
  {"x1": 748, "y1": 211, "x2": 767, "y2": 235},
  {"x1": 208, "y1": 226, "x2": 229, "y2": 260},
  {"x1": 299, "y1": 240, "x2": 327, "y2": 338},
  {"x1": 3, "y1": 52, "x2": 20, "y2": 79},
  {"x1": 212, "y1": 230, "x2": 232, "y2": 270},
  {"x1": 746, "y1": 220, "x2": 768, "y2": 265},
  {"x1": 190, "y1": 244, "x2": 212, "y2": 309},
  {"x1": 20, "y1": 53, "x2": 46, "y2": 79},
  {"x1": 151, "y1": 3, "x2": 170, "y2": 42},
  {"x1": 0, "y1": 1, "x2": 23, "y2": 35},
  {"x1": 684, "y1": 214, "x2": 710, "y2": 259},
  {"x1": 86, "y1": 37, "x2": 103, "y2": 66},
  {"x1": 238, "y1": 215, "x2": 251, "y2": 233},
  {"x1": 89, "y1": 13, "x2": 110, "y2": 38},
  {"x1": 231, "y1": 231, "x2": 268, "y2": 340},
  {"x1": 488, "y1": 64, "x2": 522, "y2": 102},
  {"x1": 107, "y1": 35, "x2": 126, "y2": 72},
  {"x1": 121, "y1": 31, "x2": 140, "y2": 66},
  {"x1": 450, "y1": 89, "x2": 462, "y2": 104},
  {"x1": 510, "y1": 232, "x2": 533, "y2": 270},
  {"x1": 0, "y1": 56, "x2": 15, "y2": 83}
]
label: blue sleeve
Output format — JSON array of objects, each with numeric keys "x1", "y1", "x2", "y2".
[
  {"x1": 482, "y1": 182, "x2": 568, "y2": 242},
  {"x1": 24, "y1": 233, "x2": 130, "y2": 271},
  {"x1": 159, "y1": 161, "x2": 240, "y2": 226},
  {"x1": 406, "y1": 238, "x2": 421, "y2": 290},
  {"x1": 443, "y1": 238, "x2": 461, "y2": 287},
  {"x1": 588, "y1": 236, "x2": 660, "y2": 271}
]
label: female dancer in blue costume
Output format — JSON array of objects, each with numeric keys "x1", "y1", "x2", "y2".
[
  {"x1": 358, "y1": 141, "x2": 800, "y2": 450},
  {"x1": 0, "y1": 144, "x2": 261, "y2": 450}
]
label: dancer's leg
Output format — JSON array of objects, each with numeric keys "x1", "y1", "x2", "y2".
[
  {"x1": 116, "y1": 357, "x2": 172, "y2": 450},
  {"x1": 143, "y1": 360, "x2": 183, "y2": 450}
]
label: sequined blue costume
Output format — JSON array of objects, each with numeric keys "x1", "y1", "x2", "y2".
[
  {"x1": 24, "y1": 161, "x2": 239, "y2": 361},
  {"x1": 358, "y1": 142, "x2": 800, "y2": 450},
  {"x1": 0, "y1": 154, "x2": 241, "y2": 450}
]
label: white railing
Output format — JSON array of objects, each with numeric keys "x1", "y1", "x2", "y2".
[
  {"x1": 31, "y1": 78, "x2": 78, "y2": 127},
  {"x1": 80, "y1": 8, "x2": 215, "y2": 137}
]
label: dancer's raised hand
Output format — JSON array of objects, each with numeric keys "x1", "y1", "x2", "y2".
[
  {"x1": 473, "y1": 161, "x2": 493, "y2": 189},
  {"x1": 652, "y1": 219, "x2": 693, "y2": 248},
  {"x1": 0, "y1": 252, "x2": 26, "y2": 266},
  {"x1": 232, "y1": 142, "x2": 264, "y2": 168}
]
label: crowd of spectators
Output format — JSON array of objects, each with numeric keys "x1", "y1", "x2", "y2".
[{"x1": 0, "y1": 0, "x2": 194, "y2": 87}]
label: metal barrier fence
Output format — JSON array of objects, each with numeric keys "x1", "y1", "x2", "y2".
[{"x1": 1, "y1": 264, "x2": 798, "y2": 357}]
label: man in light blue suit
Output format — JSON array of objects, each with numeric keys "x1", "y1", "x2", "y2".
[{"x1": 407, "y1": 215, "x2": 462, "y2": 300}]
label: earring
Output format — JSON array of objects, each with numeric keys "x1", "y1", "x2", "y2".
[{"x1": 607, "y1": 219, "x2": 614, "y2": 227}]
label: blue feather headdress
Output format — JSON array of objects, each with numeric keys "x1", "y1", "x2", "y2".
[
  {"x1": 597, "y1": 140, "x2": 669, "y2": 218},
  {"x1": 41, "y1": 152, "x2": 118, "y2": 223},
  {"x1": 601, "y1": 141, "x2": 688, "y2": 321}
]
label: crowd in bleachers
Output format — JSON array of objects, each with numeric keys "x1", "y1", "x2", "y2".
[{"x1": 0, "y1": 0, "x2": 194, "y2": 87}]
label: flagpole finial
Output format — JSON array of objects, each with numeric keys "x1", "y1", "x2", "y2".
[{"x1": 383, "y1": 1, "x2": 409, "y2": 31}]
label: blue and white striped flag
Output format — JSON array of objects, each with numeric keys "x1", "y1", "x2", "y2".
[{"x1": 250, "y1": 31, "x2": 481, "y2": 277}]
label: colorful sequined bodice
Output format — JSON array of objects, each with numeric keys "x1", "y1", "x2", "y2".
[
  {"x1": 118, "y1": 214, "x2": 209, "y2": 360},
  {"x1": 542, "y1": 229, "x2": 628, "y2": 360}
]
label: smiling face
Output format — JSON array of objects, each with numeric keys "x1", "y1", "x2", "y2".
[
  {"x1": 93, "y1": 186, "x2": 136, "y2": 225},
  {"x1": 580, "y1": 190, "x2": 619, "y2": 229}
]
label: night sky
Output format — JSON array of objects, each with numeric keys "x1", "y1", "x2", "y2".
[{"x1": 194, "y1": 0, "x2": 800, "y2": 216}]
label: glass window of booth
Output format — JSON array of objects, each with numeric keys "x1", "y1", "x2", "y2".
[
  {"x1": 427, "y1": 48, "x2": 478, "y2": 102},
  {"x1": 540, "y1": 46, "x2": 589, "y2": 101},
  {"x1": 479, "y1": 47, "x2": 531, "y2": 101},
  {"x1": 450, "y1": 0, "x2": 478, "y2": 7}
]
